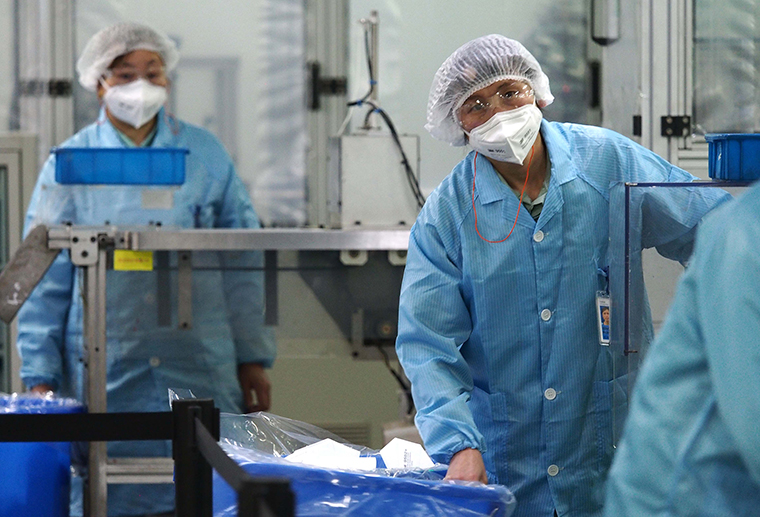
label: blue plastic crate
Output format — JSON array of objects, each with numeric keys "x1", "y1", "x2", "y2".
[
  {"x1": 53, "y1": 147, "x2": 188, "y2": 185},
  {"x1": 705, "y1": 133, "x2": 760, "y2": 180}
]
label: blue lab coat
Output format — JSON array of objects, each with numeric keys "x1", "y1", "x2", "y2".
[
  {"x1": 16, "y1": 109, "x2": 275, "y2": 516},
  {"x1": 395, "y1": 120, "x2": 728, "y2": 517},
  {"x1": 604, "y1": 181, "x2": 760, "y2": 516}
]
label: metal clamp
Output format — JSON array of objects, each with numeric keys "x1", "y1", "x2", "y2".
[
  {"x1": 387, "y1": 250, "x2": 407, "y2": 266},
  {"x1": 340, "y1": 249, "x2": 368, "y2": 266},
  {"x1": 69, "y1": 230, "x2": 101, "y2": 266},
  {"x1": 307, "y1": 61, "x2": 348, "y2": 110},
  {"x1": 661, "y1": 115, "x2": 691, "y2": 138}
]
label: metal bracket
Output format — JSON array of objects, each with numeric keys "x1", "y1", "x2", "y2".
[
  {"x1": 177, "y1": 251, "x2": 193, "y2": 330},
  {"x1": 340, "y1": 249, "x2": 368, "y2": 266},
  {"x1": 308, "y1": 61, "x2": 348, "y2": 110},
  {"x1": 17, "y1": 79, "x2": 73, "y2": 97},
  {"x1": 156, "y1": 251, "x2": 172, "y2": 327},
  {"x1": 69, "y1": 230, "x2": 101, "y2": 266},
  {"x1": 350, "y1": 308, "x2": 364, "y2": 356},
  {"x1": 660, "y1": 115, "x2": 691, "y2": 137},
  {"x1": 632, "y1": 115, "x2": 642, "y2": 137},
  {"x1": 387, "y1": 250, "x2": 407, "y2": 266},
  {"x1": 264, "y1": 250, "x2": 278, "y2": 326}
]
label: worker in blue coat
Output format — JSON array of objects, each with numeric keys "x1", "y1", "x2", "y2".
[
  {"x1": 16, "y1": 23, "x2": 275, "y2": 517},
  {"x1": 604, "y1": 183, "x2": 760, "y2": 514},
  {"x1": 395, "y1": 34, "x2": 729, "y2": 517}
]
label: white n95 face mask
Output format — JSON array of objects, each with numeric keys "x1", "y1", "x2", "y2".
[
  {"x1": 102, "y1": 78, "x2": 167, "y2": 129},
  {"x1": 466, "y1": 104, "x2": 543, "y2": 164}
]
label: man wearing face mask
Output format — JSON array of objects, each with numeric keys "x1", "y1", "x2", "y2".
[
  {"x1": 395, "y1": 34, "x2": 729, "y2": 517},
  {"x1": 16, "y1": 22, "x2": 275, "y2": 517}
]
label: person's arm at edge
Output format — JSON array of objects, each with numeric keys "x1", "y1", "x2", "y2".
[
  {"x1": 215, "y1": 156, "x2": 275, "y2": 412},
  {"x1": 698, "y1": 206, "x2": 760, "y2": 483},
  {"x1": 16, "y1": 155, "x2": 76, "y2": 394}
]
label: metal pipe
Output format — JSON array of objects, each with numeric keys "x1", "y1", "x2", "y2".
[
  {"x1": 125, "y1": 228, "x2": 411, "y2": 251},
  {"x1": 359, "y1": 10, "x2": 380, "y2": 130},
  {"x1": 48, "y1": 227, "x2": 412, "y2": 252},
  {"x1": 369, "y1": 10, "x2": 379, "y2": 105},
  {"x1": 84, "y1": 254, "x2": 109, "y2": 516}
]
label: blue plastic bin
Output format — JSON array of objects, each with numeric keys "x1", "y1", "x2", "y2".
[
  {"x1": 0, "y1": 395, "x2": 85, "y2": 517},
  {"x1": 212, "y1": 453, "x2": 516, "y2": 517},
  {"x1": 705, "y1": 133, "x2": 760, "y2": 180},
  {"x1": 53, "y1": 147, "x2": 188, "y2": 185}
]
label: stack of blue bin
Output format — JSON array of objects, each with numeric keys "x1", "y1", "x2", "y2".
[
  {"x1": 705, "y1": 133, "x2": 760, "y2": 180},
  {"x1": 0, "y1": 395, "x2": 84, "y2": 517},
  {"x1": 53, "y1": 147, "x2": 187, "y2": 185}
]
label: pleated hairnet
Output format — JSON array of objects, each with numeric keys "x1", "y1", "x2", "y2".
[
  {"x1": 425, "y1": 34, "x2": 554, "y2": 146},
  {"x1": 76, "y1": 22, "x2": 179, "y2": 92}
]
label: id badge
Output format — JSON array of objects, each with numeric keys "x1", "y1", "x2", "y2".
[{"x1": 596, "y1": 291, "x2": 610, "y2": 346}]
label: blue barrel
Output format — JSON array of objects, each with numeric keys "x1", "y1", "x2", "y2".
[{"x1": 0, "y1": 395, "x2": 85, "y2": 517}]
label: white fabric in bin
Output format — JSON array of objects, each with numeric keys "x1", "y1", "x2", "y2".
[
  {"x1": 284, "y1": 438, "x2": 376, "y2": 471},
  {"x1": 380, "y1": 437, "x2": 435, "y2": 470}
]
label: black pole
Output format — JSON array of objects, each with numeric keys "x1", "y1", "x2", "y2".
[
  {"x1": 237, "y1": 480, "x2": 265, "y2": 517},
  {"x1": 173, "y1": 398, "x2": 218, "y2": 517},
  {"x1": 236, "y1": 478, "x2": 295, "y2": 517}
]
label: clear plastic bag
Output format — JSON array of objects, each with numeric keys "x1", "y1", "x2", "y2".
[
  {"x1": 218, "y1": 411, "x2": 446, "y2": 480},
  {"x1": 168, "y1": 388, "x2": 516, "y2": 516}
]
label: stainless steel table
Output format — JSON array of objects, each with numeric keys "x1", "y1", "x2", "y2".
[{"x1": 45, "y1": 225, "x2": 410, "y2": 516}]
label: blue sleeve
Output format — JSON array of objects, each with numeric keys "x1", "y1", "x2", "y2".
[
  {"x1": 395, "y1": 210, "x2": 485, "y2": 464},
  {"x1": 639, "y1": 167, "x2": 729, "y2": 263},
  {"x1": 216, "y1": 162, "x2": 276, "y2": 368},
  {"x1": 16, "y1": 154, "x2": 76, "y2": 390},
  {"x1": 615, "y1": 134, "x2": 731, "y2": 263}
]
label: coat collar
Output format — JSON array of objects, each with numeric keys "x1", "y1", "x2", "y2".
[
  {"x1": 472, "y1": 151, "x2": 509, "y2": 205},
  {"x1": 470, "y1": 120, "x2": 580, "y2": 228},
  {"x1": 473, "y1": 120, "x2": 579, "y2": 202},
  {"x1": 541, "y1": 120, "x2": 579, "y2": 187}
]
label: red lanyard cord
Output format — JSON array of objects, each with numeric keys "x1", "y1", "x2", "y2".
[{"x1": 472, "y1": 147, "x2": 536, "y2": 243}]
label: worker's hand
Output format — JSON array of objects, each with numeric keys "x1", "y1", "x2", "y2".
[
  {"x1": 445, "y1": 448, "x2": 489, "y2": 484},
  {"x1": 29, "y1": 383, "x2": 55, "y2": 395},
  {"x1": 237, "y1": 362, "x2": 271, "y2": 413}
]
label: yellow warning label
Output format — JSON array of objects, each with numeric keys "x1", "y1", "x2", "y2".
[{"x1": 113, "y1": 250, "x2": 154, "y2": 271}]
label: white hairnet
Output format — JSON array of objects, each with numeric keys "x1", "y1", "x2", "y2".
[
  {"x1": 76, "y1": 22, "x2": 179, "y2": 92},
  {"x1": 425, "y1": 34, "x2": 554, "y2": 146}
]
